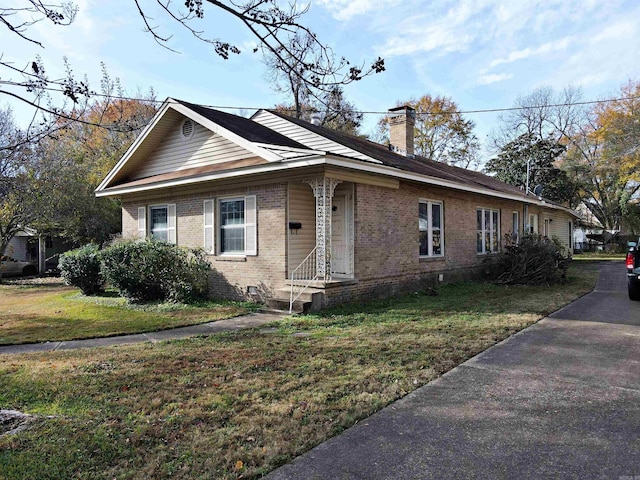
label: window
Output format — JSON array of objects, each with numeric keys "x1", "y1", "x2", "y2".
[
  {"x1": 150, "y1": 206, "x2": 169, "y2": 241},
  {"x1": 512, "y1": 212, "x2": 519, "y2": 243},
  {"x1": 544, "y1": 218, "x2": 550, "y2": 237},
  {"x1": 529, "y1": 213, "x2": 539, "y2": 234},
  {"x1": 477, "y1": 208, "x2": 500, "y2": 254},
  {"x1": 144, "y1": 204, "x2": 176, "y2": 243},
  {"x1": 419, "y1": 200, "x2": 443, "y2": 257},
  {"x1": 220, "y1": 198, "x2": 245, "y2": 253},
  {"x1": 216, "y1": 195, "x2": 257, "y2": 255}
]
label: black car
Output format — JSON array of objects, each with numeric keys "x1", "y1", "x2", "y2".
[{"x1": 626, "y1": 239, "x2": 640, "y2": 300}]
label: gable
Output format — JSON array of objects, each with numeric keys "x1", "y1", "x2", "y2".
[
  {"x1": 132, "y1": 116, "x2": 258, "y2": 180},
  {"x1": 98, "y1": 98, "x2": 311, "y2": 192},
  {"x1": 252, "y1": 110, "x2": 381, "y2": 164}
]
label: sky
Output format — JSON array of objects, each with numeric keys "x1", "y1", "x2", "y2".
[{"x1": 3, "y1": 0, "x2": 640, "y2": 160}]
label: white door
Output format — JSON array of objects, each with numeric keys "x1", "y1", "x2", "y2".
[{"x1": 331, "y1": 195, "x2": 348, "y2": 275}]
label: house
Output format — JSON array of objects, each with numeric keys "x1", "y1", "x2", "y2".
[
  {"x1": 4, "y1": 228, "x2": 73, "y2": 271},
  {"x1": 96, "y1": 98, "x2": 578, "y2": 310}
]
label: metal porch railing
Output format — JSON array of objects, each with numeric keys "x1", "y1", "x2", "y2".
[{"x1": 289, "y1": 247, "x2": 318, "y2": 313}]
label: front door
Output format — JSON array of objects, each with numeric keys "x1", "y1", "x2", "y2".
[{"x1": 331, "y1": 195, "x2": 348, "y2": 275}]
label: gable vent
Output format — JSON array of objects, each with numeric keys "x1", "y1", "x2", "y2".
[{"x1": 181, "y1": 119, "x2": 195, "y2": 139}]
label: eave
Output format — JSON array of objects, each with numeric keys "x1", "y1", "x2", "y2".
[{"x1": 96, "y1": 153, "x2": 579, "y2": 216}]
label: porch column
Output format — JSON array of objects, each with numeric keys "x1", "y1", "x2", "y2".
[{"x1": 304, "y1": 177, "x2": 342, "y2": 281}]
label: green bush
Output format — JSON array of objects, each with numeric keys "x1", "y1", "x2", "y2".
[
  {"x1": 100, "y1": 239, "x2": 210, "y2": 303},
  {"x1": 59, "y1": 244, "x2": 104, "y2": 295},
  {"x1": 495, "y1": 234, "x2": 571, "y2": 285}
]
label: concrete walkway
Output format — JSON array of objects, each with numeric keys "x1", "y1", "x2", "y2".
[
  {"x1": 0, "y1": 312, "x2": 286, "y2": 355},
  {"x1": 267, "y1": 262, "x2": 640, "y2": 479}
]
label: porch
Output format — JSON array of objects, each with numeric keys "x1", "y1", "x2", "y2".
[{"x1": 272, "y1": 177, "x2": 356, "y2": 312}]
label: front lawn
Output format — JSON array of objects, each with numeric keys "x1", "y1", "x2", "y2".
[
  {"x1": 0, "y1": 263, "x2": 599, "y2": 479},
  {"x1": 0, "y1": 279, "x2": 253, "y2": 345},
  {"x1": 573, "y1": 251, "x2": 625, "y2": 261}
]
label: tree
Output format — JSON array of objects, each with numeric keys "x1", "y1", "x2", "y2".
[
  {"x1": 378, "y1": 95, "x2": 480, "y2": 168},
  {"x1": 0, "y1": 106, "x2": 68, "y2": 260},
  {"x1": 36, "y1": 79, "x2": 158, "y2": 244},
  {"x1": 273, "y1": 86, "x2": 363, "y2": 135},
  {"x1": 490, "y1": 85, "x2": 585, "y2": 150},
  {"x1": 485, "y1": 133, "x2": 577, "y2": 205},
  {"x1": 562, "y1": 81, "x2": 640, "y2": 230},
  {"x1": 0, "y1": 76, "x2": 157, "y2": 259},
  {"x1": 265, "y1": 31, "x2": 315, "y2": 120},
  {"x1": 1, "y1": 1, "x2": 384, "y2": 145}
]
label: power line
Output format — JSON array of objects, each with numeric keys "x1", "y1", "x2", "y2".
[{"x1": 2, "y1": 79, "x2": 639, "y2": 117}]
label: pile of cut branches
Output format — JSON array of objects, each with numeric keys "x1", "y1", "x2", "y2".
[{"x1": 496, "y1": 234, "x2": 571, "y2": 285}]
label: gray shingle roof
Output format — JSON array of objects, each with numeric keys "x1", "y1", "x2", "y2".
[
  {"x1": 264, "y1": 110, "x2": 529, "y2": 198},
  {"x1": 174, "y1": 100, "x2": 307, "y2": 149}
]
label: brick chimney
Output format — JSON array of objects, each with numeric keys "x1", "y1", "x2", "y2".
[{"x1": 388, "y1": 105, "x2": 416, "y2": 157}]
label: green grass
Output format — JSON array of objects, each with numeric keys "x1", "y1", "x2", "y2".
[
  {"x1": 0, "y1": 280, "x2": 254, "y2": 345},
  {"x1": 573, "y1": 251, "x2": 625, "y2": 261},
  {"x1": 0, "y1": 263, "x2": 598, "y2": 479}
]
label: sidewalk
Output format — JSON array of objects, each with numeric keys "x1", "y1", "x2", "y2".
[{"x1": 0, "y1": 312, "x2": 286, "y2": 355}]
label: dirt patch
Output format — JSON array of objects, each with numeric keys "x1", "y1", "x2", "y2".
[
  {"x1": 2, "y1": 277, "x2": 64, "y2": 286},
  {"x1": 0, "y1": 410, "x2": 35, "y2": 437}
]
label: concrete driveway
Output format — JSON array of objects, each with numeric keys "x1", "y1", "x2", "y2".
[{"x1": 267, "y1": 262, "x2": 640, "y2": 480}]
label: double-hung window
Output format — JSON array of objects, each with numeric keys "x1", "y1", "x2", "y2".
[
  {"x1": 204, "y1": 195, "x2": 257, "y2": 256},
  {"x1": 512, "y1": 211, "x2": 520, "y2": 244},
  {"x1": 138, "y1": 204, "x2": 176, "y2": 243},
  {"x1": 220, "y1": 198, "x2": 246, "y2": 254},
  {"x1": 529, "y1": 214, "x2": 539, "y2": 234},
  {"x1": 150, "y1": 206, "x2": 169, "y2": 241},
  {"x1": 419, "y1": 200, "x2": 443, "y2": 257},
  {"x1": 477, "y1": 208, "x2": 500, "y2": 254}
]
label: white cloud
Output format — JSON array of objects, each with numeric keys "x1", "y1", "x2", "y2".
[
  {"x1": 477, "y1": 73, "x2": 513, "y2": 85},
  {"x1": 488, "y1": 37, "x2": 575, "y2": 69},
  {"x1": 316, "y1": 0, "x2": 400, "y2": 21}
]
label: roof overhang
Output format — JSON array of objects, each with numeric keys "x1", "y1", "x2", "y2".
[{"x1": 96, "y1": 153, "x2": 579, "y2": 216}]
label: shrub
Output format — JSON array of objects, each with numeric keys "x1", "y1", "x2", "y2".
[
  {"x1": 495, "y1": 234, "x2": 571, "y2": 285},
  {"x1": 100, "y1": 239, "x2": 210, "y2": 303},
  {"x1": 59, "y1": 244, "x2": 104, "y2": 295}
]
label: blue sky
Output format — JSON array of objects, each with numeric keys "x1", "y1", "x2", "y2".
[{"x1": 4, "y1": 0, "x2": 640, "y2": 158}]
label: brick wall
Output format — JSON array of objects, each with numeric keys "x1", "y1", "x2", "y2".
[
  {"x1": 120, "y1": 176, "x2": 569, "y2": 309},
  {"x1": 121, "y1": 183, "x2": 287, "y2": 302},
  {"x1": 321, "y1": 181, "x2": 540, "y2": 307}
]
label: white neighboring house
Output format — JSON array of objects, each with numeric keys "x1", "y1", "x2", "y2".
[
  {"x1": 3, "y1": 229, "x2": 74, "y2": 272},
  {"x1": 573, "y1": 203, "x2": 605, "y2": 252},
  {"x1": 5, "y1": 229, "x2": 36, "y2": 261}
]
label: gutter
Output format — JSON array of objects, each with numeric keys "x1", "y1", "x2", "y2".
[{"x1": 96, "y1": 154, "x2": 578, "y2": 216}]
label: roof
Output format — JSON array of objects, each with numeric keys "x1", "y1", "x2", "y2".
[
  {"x1": 263, "y1": 109, "x2": 528, "y2": 199},
  {"x1": 173, "y1": 100, "x2": 306, "y2": 149},
  {"x1": 96, "y1": 99, "x2": 578, "y2": 217}
]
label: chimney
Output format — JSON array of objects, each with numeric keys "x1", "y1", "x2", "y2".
[{"x1": 388, "y1": 105, "x2": 415, "y2": 157}]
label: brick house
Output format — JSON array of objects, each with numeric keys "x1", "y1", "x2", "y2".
[{"x1": 96, "y1": 99, "x2": 577, "y2": 310}]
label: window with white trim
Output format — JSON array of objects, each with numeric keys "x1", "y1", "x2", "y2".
[
  {"x1": 217, "y1": 195, "x2": 257, "y2": 255},
  {"x1": 148, "y1": 204, "x2": 176, "y2": 244},
  {"x1": 477, "y1": 208, "x2": 500, "y2": 254},
  {"x1": 419, "y1": 200, "x2": 443, "y2": 257},
  {"x1": 529, "y1": 213, "x2": 539, "y2": 234},
  {"x1": 512, "y1": 211, "x2": 519, "y2": 243}
]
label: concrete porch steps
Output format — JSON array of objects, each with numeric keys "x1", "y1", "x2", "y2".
[
  {"x1": 265, "y1": 286, "x2": 325, "y2": 313},
  {"x1": 265, "y1": 298, "x2": 311, "y2": 314}
]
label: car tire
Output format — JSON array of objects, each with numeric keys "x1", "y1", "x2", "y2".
[
  {"x1": 22, "y1": 265, "x2": 37, "y2": 277},
  {"x1": 629, "y1": 282, "x2": 640, "y2": 301}
]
